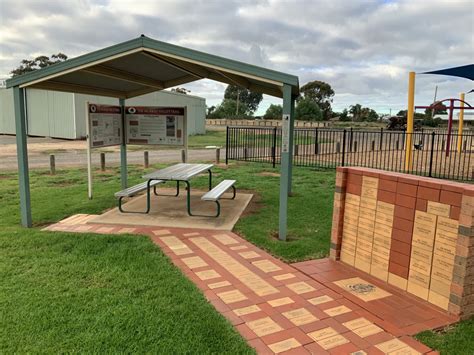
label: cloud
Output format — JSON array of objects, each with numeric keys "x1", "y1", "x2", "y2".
[{"x1": 0, "y1": 0, "x2": 472, "y2": 114}]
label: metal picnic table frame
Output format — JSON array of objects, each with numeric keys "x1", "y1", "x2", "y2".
[{"x1": 143, "y1": 163, "x2": 214, "y2": 215}]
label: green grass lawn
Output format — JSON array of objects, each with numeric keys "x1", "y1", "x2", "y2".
[
  {"x1": 1, "y1": 161, "x2": 473, "y2": 352},
  {"x1": 0, "y1": 162, "x2": 333, "y2": 352},
  {"x1": 0, "y1": 231, "x2": 252, "y2": 353},
  {"x1": 415, "y1": 319, "x2": 474, "y2": 355}
]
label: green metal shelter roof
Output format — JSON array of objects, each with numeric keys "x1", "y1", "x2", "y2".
[{"x1": 6, "y1": 35, "x2": 299, "y2": 98}]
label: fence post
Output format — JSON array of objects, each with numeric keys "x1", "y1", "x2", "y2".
[
  {"x1": 272, "y1": 126, "x2": 277, "y2": 168},
  {"x1": 314, "y1": 128, "x2": 319, "y2": 154},
  {"x1": 354, "y1": 141, "x2": 358, "y2": 152},
  {"x1": 216, "y1": 148, "x2": 220, "y2": 164},
  {"x1": 371, "y1": 140, "x2": 375, "y2": 151},
  {"x1": 349, "y1": 127, "x2": 353, "y2": 152},
  {"x1": 295, "y1": 144, "x2": 299, "y2": 156},
  {"x1": 225, "y1": 126, "x2": 229, "y2": 165},
  {"x1": 380, "y1": 128, "x2": 384, "y2": 150},
  {"x1": 144, "y1": 151, "x2": 149, "y2": 168},
  {"x1": 181, "y1": 149, "x2": 186, "y2": 163},
  {"x1": 100, "y1": 152, "x2": 105, "y2": 171},
  {"x1": 428, "y1": 132, "x2": 435, "y2": 177},
  {"x1": 49, "y1": 154, "x2": 55, "y2": 175},
  {"x1": 342, "y1": 129, "x2": 346, "y2": 166},
  {"x1": 336, "y1": 142, "x2": 340, "y2": 153}
]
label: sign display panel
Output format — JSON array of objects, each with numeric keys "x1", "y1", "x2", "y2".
[
  {"x1": 125, "y1": 106, "x2": 186, "y2": 146},
  {"x1": 282, "y1": 114, "x2": 290, "y2": 153},
  {"x1": 88, "y1": 104, "x2": 122, "y2": 148}
]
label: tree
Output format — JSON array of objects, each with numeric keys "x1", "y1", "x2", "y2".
[
  {"x1": 171, "y1": 87, "x2": 190, "y2": 94},
  {"x1": 361, "y1": 107, "x2": 379, "y2": 122},
  {"x1": 298, "y1": 80, "x2": 334, "y2": 120},
  {"x1": 349, "y1": 104, "x2": 363, "y2": 121},
  {"x1": 206, "y1": 105, "x2": 216, "y2": 117},
  {"x1": 263, "y1": 104, "x2": 283, "y2": 120},
  {"x1": 338, "y1": 109, "x2": 350, "y2": 121},
  {"x1": 224, "y1": 85, "x2": 263, "y2": 115},
  {"x1": 11, "y1": 53, "x2": 68, "y2": 77},
  {"x1": 207, "y1": 99, "x2": 251, "y2": 119},
  {"x1": 295, "y1": 98, "x2": 323, "y2": 121}
]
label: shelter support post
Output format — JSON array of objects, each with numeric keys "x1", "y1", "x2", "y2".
[
  {"x1": 405, "y1": 71, "x2": 415, "y2": 171},
  {"x1": 119, "y1": 98, "x2": 127, "y2": 189},
  {"x1": 457, "y1": 92, "x2": 465, "y2": 153},
  {"x1": 13, "y1": 86, "x2": 32, "y2": 227},
  {"x1": 287, "y1": 97, "x2": 295, "y2": 194},
  {"x1": 278, "y1": 84, "x2": 294, "y2": 241}
]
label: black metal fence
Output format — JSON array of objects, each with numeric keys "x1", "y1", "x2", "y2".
[{"x1": 226, "y1": 126, "x2": 474, "y2": 181}]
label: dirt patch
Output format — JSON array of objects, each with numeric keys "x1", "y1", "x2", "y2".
[
  {"x1": 238, "y1": 190, "x2": 263, "y2": 218},
  {"x1": 270, "y1": 230, "x2": 301, "y2": 242},
  {"x1": 258, "y1": 172, "x2": 280, "y2": 177}
]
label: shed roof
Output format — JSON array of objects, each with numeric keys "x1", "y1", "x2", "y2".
[{"x1": 6, "y1": 35, "x2": 299, "y2": 99}]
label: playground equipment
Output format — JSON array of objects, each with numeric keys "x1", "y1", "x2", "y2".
[
  {"x1": 405, "y1": 64, "x2": 473, "y2": 169},
  {"x1": 415, "y1": 98, "x2": 473, "y2": 156}
]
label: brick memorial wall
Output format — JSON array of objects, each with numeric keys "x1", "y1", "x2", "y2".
[{"x1": 330, "y1": 167, "x2": 474, "y2": 318}]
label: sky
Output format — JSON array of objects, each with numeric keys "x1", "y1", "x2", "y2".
[{"x1": 0, "y1": 0, "x2": 472, "y2": 115}]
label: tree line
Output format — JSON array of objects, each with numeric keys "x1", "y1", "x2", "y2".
[{"x1": 208, "y1": 80, "x2": 335, "y2": 121}]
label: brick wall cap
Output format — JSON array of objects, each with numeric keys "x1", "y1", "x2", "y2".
[
  {"x1": 380, "y1": 174, "x2": 399, "y2": 182},
  {"x1": 397, "y1": 174, "x2": 420, "y2": 186},
  {"x1": 346, "y1": 167, "x2": 363, "y2": 175}
]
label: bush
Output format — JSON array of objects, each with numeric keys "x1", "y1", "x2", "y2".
[
  {"x1": 207, "y1": 99, "x2": 252, "y2": 119},
  {"x1": 295, "y1": 99, "x2": 323, "y2": 121},
  {"x1": 263, "y1": 104, "x2": 283, "y2": 120}
]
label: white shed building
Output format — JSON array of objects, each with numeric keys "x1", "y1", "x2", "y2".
[{"x1": 0, "y1": 87, "x2": 206, "y2": 139}]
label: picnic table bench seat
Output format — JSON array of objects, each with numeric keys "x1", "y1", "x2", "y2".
[
  {"x1": 199, "y1": 179, "x2": 236, "y2": 217},
  {"x1": 115, "y1": 180, "x2": 164, "y2": 213}
]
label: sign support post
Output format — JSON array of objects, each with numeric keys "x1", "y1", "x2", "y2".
[
  {"x1": 278, "y1": 84, "x2": 294, "y2": 241},
  {"x1": 85, "y1": 101, "x2": 93, "y2": 199},
  {"x1": 119, "y1": 98, "x2": 127, "y2": 189},
  {"x1": 184, "y1": 106, "x2": 188, "y2": 162}
]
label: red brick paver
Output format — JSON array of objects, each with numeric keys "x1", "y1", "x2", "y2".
[{"x1": 43, "y1": 217, "x2": 457, "y2": 354}]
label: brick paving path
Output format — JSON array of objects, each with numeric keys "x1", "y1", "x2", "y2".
[{"x1": 43, "y1": 215, "x2": 458, "y2": 354}]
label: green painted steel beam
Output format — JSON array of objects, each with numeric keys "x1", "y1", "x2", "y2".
[
  {"x1": 13, "y1": 86, "x2": 32, "y2": 227},
  {"x1": 278, "y1": 84, "x2": 294, "y2": 241},
  {"x1": 6, "y1": 37, "x2": 143, "y2": 88},
  {"x1": 119, "y1": 98, "x2": 127, "y2": 189},
  {"x1": 142, "y1": 37, "x2": 299, "y2": 90},
  {"x1": 6, "y1": 36, "x2": 299, "y2": 96}
]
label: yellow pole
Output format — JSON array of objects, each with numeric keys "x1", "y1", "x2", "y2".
[
  {"x1": 405, "y1": 71, "x2": 415, "y2": 171},
  {"x1": 457, "y1": 92, "x2": 465, "y2": 153}
]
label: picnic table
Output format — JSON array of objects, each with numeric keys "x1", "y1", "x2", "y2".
[{"x1": 143, "y1": 163, "x2": 214, "y2": 215}]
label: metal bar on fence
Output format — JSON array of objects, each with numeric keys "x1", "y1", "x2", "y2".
[
  {"x1": 342, "y1": 129, "x2": 346, "y2": 166},
  {"x1": 225, "y1": 126, "x2": 229, "y2": 164}
]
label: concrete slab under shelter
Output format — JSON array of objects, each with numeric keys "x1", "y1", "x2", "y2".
[{"x1": 88, "y1": 188, "x2": 253, "y2": 231}]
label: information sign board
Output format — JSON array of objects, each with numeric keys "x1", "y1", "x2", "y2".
[
  {"x1": 125, "y1": 106, "x2": 186, "y2": 146},
  {"x1": 88, "y1": 104, "x2": 122, "y2": 148}
]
